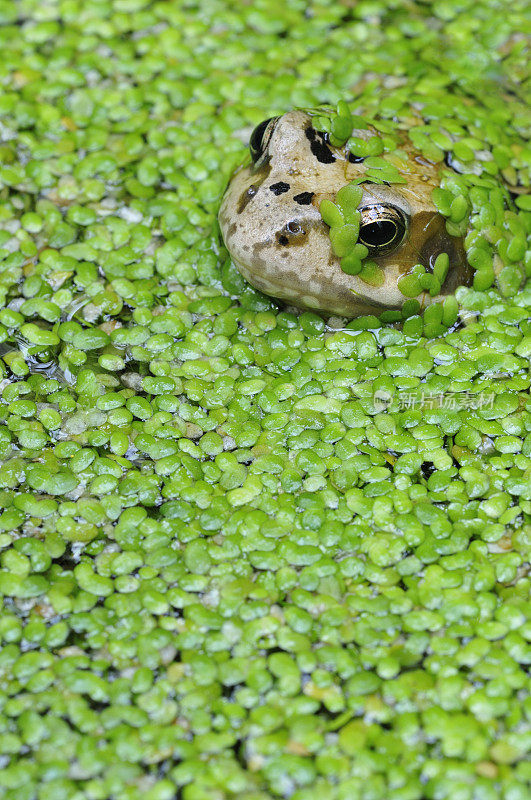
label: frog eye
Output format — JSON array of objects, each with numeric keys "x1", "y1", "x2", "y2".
[
  {"x1": 358, "y1": 204, "x2": 407, "y2": 254},
  {"x1": 249, "y1": 117, "x2": 279, "y2": 163}
]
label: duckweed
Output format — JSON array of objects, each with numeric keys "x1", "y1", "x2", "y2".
[{"x1": 0, "y1": 1, "x2": 529, "y2": 800}]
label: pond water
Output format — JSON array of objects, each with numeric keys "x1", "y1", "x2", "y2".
[{"x1": 0, "y1": 2, "x2": 529, "y2": 800}]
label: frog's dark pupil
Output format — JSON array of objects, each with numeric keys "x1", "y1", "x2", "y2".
[
  {"x1": 250, "y1": 117, "x2": 274, "y2": 162},
  {"x1": 359, "y1": 220, "x2": 398, "y2": 247}
]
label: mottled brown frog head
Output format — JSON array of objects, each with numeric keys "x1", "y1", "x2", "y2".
[{"x1": 219, "y1": 110, "x2": 471, "y2": 317}]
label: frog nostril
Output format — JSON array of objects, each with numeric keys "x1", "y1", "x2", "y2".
[
  {"x1": 237, "y1": 183, "x2": 259, "y2": 214},
  {"x1": 286, "y1": 221, "x2": 303, "y2": 234},
  {"x1": 276, "y1": 220, "x2": 307, "y2": 246}
]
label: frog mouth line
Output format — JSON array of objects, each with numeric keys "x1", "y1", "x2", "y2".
[{"x1": 230, "y1": 254, "x2": 431, "y2": 316}]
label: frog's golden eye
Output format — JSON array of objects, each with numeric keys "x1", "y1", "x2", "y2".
[
  {"x1": 249, "y1": 117, "x2": 280, "y2": 163},
  {"x1": 358, "y1": 204, "x2": 407, "y2": 255}
]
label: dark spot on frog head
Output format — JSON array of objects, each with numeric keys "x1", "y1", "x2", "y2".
[
  {"x1": 293, "y1": 191, "x2": 314, "y2": 205},
  {"x1": 305, "y1": 126, "x2": 336, "y2": 164},
  {"x1": 270, "y1": 181, "x2": 290, "y2": 195}
]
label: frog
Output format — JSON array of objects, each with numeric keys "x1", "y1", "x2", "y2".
[{"x1": 218, "y1": 110, "x2": 472, "y2": 317}]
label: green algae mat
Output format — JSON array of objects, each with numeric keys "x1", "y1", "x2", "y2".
[{"x1": 0, "y1": 2, "x2": 530, "y2": 799}]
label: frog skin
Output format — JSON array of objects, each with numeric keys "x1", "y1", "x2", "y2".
[{"x1": 218, "y1": 110, "x2": 472, "y2": 317}]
